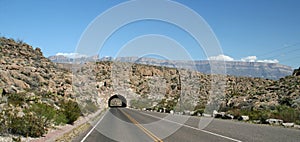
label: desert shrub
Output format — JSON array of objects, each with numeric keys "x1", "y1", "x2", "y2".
[
  {"x1": 83, "y1": 102, "x2": 98, "y2": 114},
  {"x1": 0, "y1": 101, "x2": 72, "y2": 137},
  {"x1": 38, "y1": 91, "x2": 52, "y2": 98},
  {"x1": 0, "y1": 114, "x2": 8, "y2": 135},
  {"x1": 279, "y1": 97, "x2": 293, "y2": 107},
  {"x1": 12, "y1": 137, "x2": 21, "y2": 142},
  {"x1": 130, "y1": 99, "x2": 152, "y2": 109},
  {"x1": 8, "y1": 114, "x2": 46, "y2": 137},
  {"x1": 227, "y1": 109, "x2": 241, "y2": 118},
  {"x1": 29, "y1": 103, "x2": 55, "y2": 127},
  {"x1": 192, "y1": 109, "x2": 204, "y2": 116},
  {"x1": 29, "y1": 80, "x2": 39, "y2": 89},
  {"x1": 228, "y1": 105, "x2": 300, "y2": 124},
  {"x1": 271, "y1": 105, "x2": 300, "y2": 123},
  {"x1": 219, "y1": 106, "x2": 231, "y2": 112},
  {"x1": 6, "y1": 92, "x2": 26, "y2": 106},
  {"x1": 28, "y1": 103, "x2": 67, "y2": 126},
  {"x1": 165, "y1": 100, "x2": 177, "y2": 112},
  {"x1": 249, "y1": 110, "x2": 270, "y2": 123},
  {"x1": 227, "y1": 109, "x2": 270, "y2": 122},
  {"x1": 53, "y1": 111, "x2": 68, "y2": 125},
  {"x1": 232, "y1": 109, "x2": 271, "y2": 123},
  {"x1": 59, "y1": 100, "x2": 81, "y2": 124}
]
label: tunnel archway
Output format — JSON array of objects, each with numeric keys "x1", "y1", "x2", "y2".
[{"x1": 108, "y1": 94, "x2": 127, "y2": 107}]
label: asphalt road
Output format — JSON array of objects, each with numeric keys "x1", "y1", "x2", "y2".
[{"x1": 79, "y1": 108, "x2": 300, "y2": 142}]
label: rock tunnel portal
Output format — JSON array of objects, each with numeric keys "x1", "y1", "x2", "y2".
[{"x1": 108, "y1": 94, "x2": 127, "y2": 108}]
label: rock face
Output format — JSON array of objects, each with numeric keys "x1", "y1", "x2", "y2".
[
  {"x1": 72, "y1": 60, "x2": 300, "y2": 114},
  {"x1": 0, "y1": 37, "x2": 73, "y2": 97},
  {"x1": 0, "y1": 37, "x2": 82, "y2": 138},
  {"x1": 73, "y1": 61, "x2": 209, "y2": 112}
]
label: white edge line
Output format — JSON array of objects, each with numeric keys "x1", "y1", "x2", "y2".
[
  {"x1": 80, "y1": 110, "x2": 109, "y2": 142},
  {"x1": 136, "y1": 110, "x2": 242, "y2": 142}
]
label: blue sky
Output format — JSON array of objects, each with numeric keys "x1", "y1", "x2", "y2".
[{"x1": 0, "y1": 0, "x2": 299, "y2": 68}]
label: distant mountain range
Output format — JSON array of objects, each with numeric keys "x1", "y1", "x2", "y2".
[
  {"x1": 48, "y1": 55, "x2": 293, "y2": 80},
  {"x1": 48, "y1": 54, "x2": 98, "y2": 63}
]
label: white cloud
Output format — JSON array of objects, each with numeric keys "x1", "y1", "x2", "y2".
[
  {"x1": 208, "y1": 54, "x2": 234, "y2": 61},
  {"x1": 241, "y1": 56, "x2": 279, "y2": 63},
  {"x1": 257, "y1": 59, "x2": 279, "y2": 63},
  {"x1": 208, "y1": 55, "x2": 279, "y2": 63},
  {"x1": 56, "y1": 53, "x2": 88, "y2": 58},
  {"x1": 241, "y1": 56, "x2": 257, "y2": 62}
]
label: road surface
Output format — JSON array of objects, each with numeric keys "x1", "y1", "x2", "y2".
[{"x1": 78, "y1": 108, "x2": 300, "y2": 142}]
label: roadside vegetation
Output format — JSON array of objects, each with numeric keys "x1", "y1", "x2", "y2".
[
  {"x1": 226, "y1": 105, "x2": 300, "y2": 125},
  {"x1": 130, "y1": 97, "x2": 300, "y2": 126},
  {"x1": 0, "y1": 91, "x2": 82, "y2": 137}
]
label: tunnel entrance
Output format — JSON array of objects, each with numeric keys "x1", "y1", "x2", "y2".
[{"x1": 108, "y1": 94, "x2": 127, "y2": 107}]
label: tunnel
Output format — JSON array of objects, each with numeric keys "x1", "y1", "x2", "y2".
[{"x1": 108, "y1": 94, "x2": 127, "y2": 107}]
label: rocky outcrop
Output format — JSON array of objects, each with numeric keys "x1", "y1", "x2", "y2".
[
  {"x1": 0, "y1": 37, "x2": 80, "y2": 138},
  {"x1": 0, "y1": 37, "x2": 73, "y2": 97},
  {"x1": 293, "y1": 67, "x2": 300, "y2": 76},
  {"x1": 74, "y1": 60, "x2": 300, "y2": 113}
]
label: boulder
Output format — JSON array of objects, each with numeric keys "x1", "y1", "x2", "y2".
[
  {"x1": 266, "y1": 119, "x2": 283, "y2": 125},
  {"x1": 13, "y1": 79, "x2": 30, "y2": 89},
  {"x1": 7, "y1": 64, "x2": 21, "y2": 70},
  {"x1": 239, "y1": 115, "x2": 250, "y2": 121},
  {"x1": 282, "y1": 123, "x2": 294, "y2": 127}
]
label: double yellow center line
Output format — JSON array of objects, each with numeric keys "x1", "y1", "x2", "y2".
[{"x1": 120, "y1": 109, "x2": 163, "y2": 142}]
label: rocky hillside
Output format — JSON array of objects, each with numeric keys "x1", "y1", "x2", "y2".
[
  {"x1": 0, "y1": 37, "x2": 81, "y2": 138},
  {"x1": 79, "y1": 61, "x2": 299, "y2": 124},
  {"x1": 88, "y1": 61, "x2": 299, "y2": 110},
  {"x1": 0, "y1": 38, "x2": 73, "y2": 96}
]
